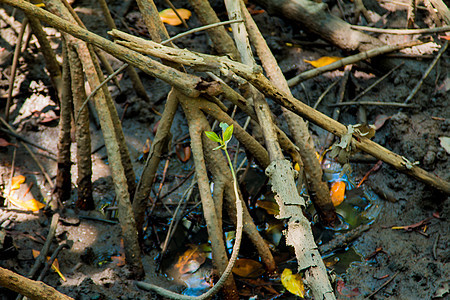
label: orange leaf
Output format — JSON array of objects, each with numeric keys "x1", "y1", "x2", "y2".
[
  {"x1": 330, "y1": 181, "x2": 346, "y2": 206},
  {"x1": 159, "y1": 8, "x2": 191, "y2": 26},
  {"x1": 174, "y1": 246, "x2": 206, "y2": 274},
  {"x1": 232, "y1": 258, "x2": 264, "y2": 278},
  {"x1": 111, "y1": 255, "x2": 126, "y2": 267},
  {"x1": 304, "y1": 56, "x2": 342, "y2": 68},
  {"x1": 281, "y1": 268, "x2": 304, "y2": 298},
  {"x1": 9, "y1": 197, "x2": 45, "y2": 212},
  {"x1": 11, "y1": 175, "x2": 26, "y2": 190},
  {"x1": 142, "y1": 138, "x2": 151, "y2": 154}
]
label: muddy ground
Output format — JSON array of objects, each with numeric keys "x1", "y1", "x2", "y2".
[{"x1": 0, "y1": 0, "x2": 449, "y2": 299}]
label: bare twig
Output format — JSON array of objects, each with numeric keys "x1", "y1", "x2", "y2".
[
  {"x1": 330, "y1": 101, "x2": 419, "y2": 108},
  {"x1": 75, "y1": 63, "x2": 128, "y2": 124},
  {"x1": 365, "y1": 271, "x2": 399, "y2": 298},
  {"x1": 351, "y1": 24, "x2": 450, "y2": 34},
  {"x1": 162, "y1": 19, "x2": 243, "y2": 45},
  {"x1": 5, "y1": 17, "x2": 28, "y2": 123},
  {"x1": 288, "y1": 41, "x2": 424, "y2": 87},
  {"x1": 164, "y1": 0, "x2": 188, "y2": 28},
  {"x1": 0, "y1": 127, "x2": 56, "y2": 156},
  {"x1": 404, "y1": 41, "x2": 448, "y2": 104},
  {"x1": 313, "y1": 79, "x2": 340, "y2": 110},
  {"x1": 351, "y1": 63, "x2": 404, "y2": 102}
]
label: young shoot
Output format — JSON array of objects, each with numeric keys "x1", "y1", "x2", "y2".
[{"x1": 204, "y1": 123, "x2": 236, "y2": 179}]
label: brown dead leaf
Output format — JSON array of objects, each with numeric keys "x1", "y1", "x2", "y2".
[{"x1": 232, "y1": 258, "x2": 264, "y2": 278}]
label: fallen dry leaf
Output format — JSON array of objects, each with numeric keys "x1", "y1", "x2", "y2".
[
  {"x1": 11, "y1": 175, "x2": 26, "y2": 190},
  {"x1": 330, "y1": 181, "x2": 346, "y2": 206},
  {"x1": 32, "y1": 250, "x2": 66, "y2": 281},
  {"x1": 281, "y1": 268, "x2": 304, "y2": 298},
  {"x1": 0, "y1": 138, "x2": 18, "y2": 147},
  {"x1": 8, "y1": 197, "x2": 45, "y2": 212},
  {"x1": 174, "y1": 246, "x2": 206, "y2": 274},
  {"x1": 159, "y1": 8, "x2": 191, "y2": 26},
  {"x1": 232, "y1": 258, "x2": 264, "y2": 278},
  {"x1": 304, "y1": 56, "x2": 342, "y2": 68}
]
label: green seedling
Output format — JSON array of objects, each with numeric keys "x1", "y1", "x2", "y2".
[{"x1": 204, "y1": 123, "x2": 236, "y2": 178}]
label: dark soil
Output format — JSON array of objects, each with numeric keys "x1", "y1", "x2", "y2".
[{"x1": 0, "y1": 0, "x2": 448, "y2": 299}]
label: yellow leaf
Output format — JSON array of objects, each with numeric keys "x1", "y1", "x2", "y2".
[
  {"x1": 11, "y1": 175, "x2": 26, "y2": 190},
  {"x1": 232, "y1": 258, "x2": 264, "y2": 278},
  {"x1": 159, "y1": 8, "x2": 191, "y2": 26},
  {"x1": 32, "y1": 250, "x2": 66, "y2": 281},
  {"x1": 8, "y1": 197, "x2": 45, "y2": 212},
  {"x1": 330, "y1": 181, "x2": 346, "y2": 206},
  {"x1": 281, "y1": 268, "x2": 304, "y2": 298},
  {"x1": 304, "y1": 56, "x2": 342, "y2": 68}
]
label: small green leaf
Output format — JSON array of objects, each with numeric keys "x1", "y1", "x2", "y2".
[
  {"x1": 223, "y1": 124, "x2": 234, "y2": 143},
  {"x1": 219, "y1": 122, "x2": 229, "y2": 132},
  {"x1": 205, "y1": 131, "x2": 221, "y2": 143}
]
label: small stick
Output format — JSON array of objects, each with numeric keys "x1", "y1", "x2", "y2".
[
  {"x1": 78, "y1": 215, "x2": 118, "y2": 224},
  {"x1": 325, "y1": 65, "x2": 352, "y2": 148},
  {"x1": 312, "y1": 79, "x2": 340, "y2": 110},
  {"x1": 0, "y1": 117, "x2": 54, "y2": 189},
  {"x1": 5, "y1": 17, "x2": 28, "y2": 123},
  {"x1": 329, "y1": 101, "x2": 419, "y2": 108},
  {"x1": 164, "y1": 0, "x2": 188, "y2": 28},
  {"x1": 351, "y1": 63, "x2": 404, "y2": 102},
  {"x1": 158, "y1": 178, "x2": 195, "y2": 266},
  {"x1": 36, "y1": 243, "x2": 70, "y2": 281},
  {"x1": 288, "y1": 40, "x2": 424, "y2": 87},
  {"x1": 161, "y1": 19, "x2": 243, "y2": 45},
  {"x1": 351, "y1": 24, "x2": 450, "y2": 35},
  {"x1": 159, "y1": 169, "x2": 195, "y2": 200},
  {"x1": 75, "y1": 63, "x2": 128, "y2": 123},
  {"x1": 155, "y1": 158, "x2": 170, "y2": 201},
  {"x1": 404, "y1": 41, "x2": 448, "y2": 104},
  {"x1": 0, "y1": 127, "x2": 56, "y2": 156},
  {"x1": 6, "y1": 147, "x2": 17, "y2": 207},
  {"x1": 365, "y1": 271, "x2": 399, "y2": 298},
  {"x1": 432, "y1": 233, "x2": 440, "y2": 260}
]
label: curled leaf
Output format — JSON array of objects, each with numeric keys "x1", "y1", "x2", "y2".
[
  {"x1": 330, "y1": 181, "x2": 346, "y2": 206},
  {"x1": 374, "y1": 115, "x2": 391, "y2": 130},
  {"x1": 176, "y1": 144, "x2": 191, "y2": 162},
  {"x1": 159, "y1": 8, "x2": 191, "y2": 26},
  {"x1": 281, "y1": 268, "x2": 304, "y2": 298},
  {"x1": 11, "y1": 175, "x2": 26, "y2": 190},
  {"x1": 304, "y1": 56, "x2": 342, "y2": 68},
  {"x1": 223, "y1": 124, "x2": 234, "y2": 144}
]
